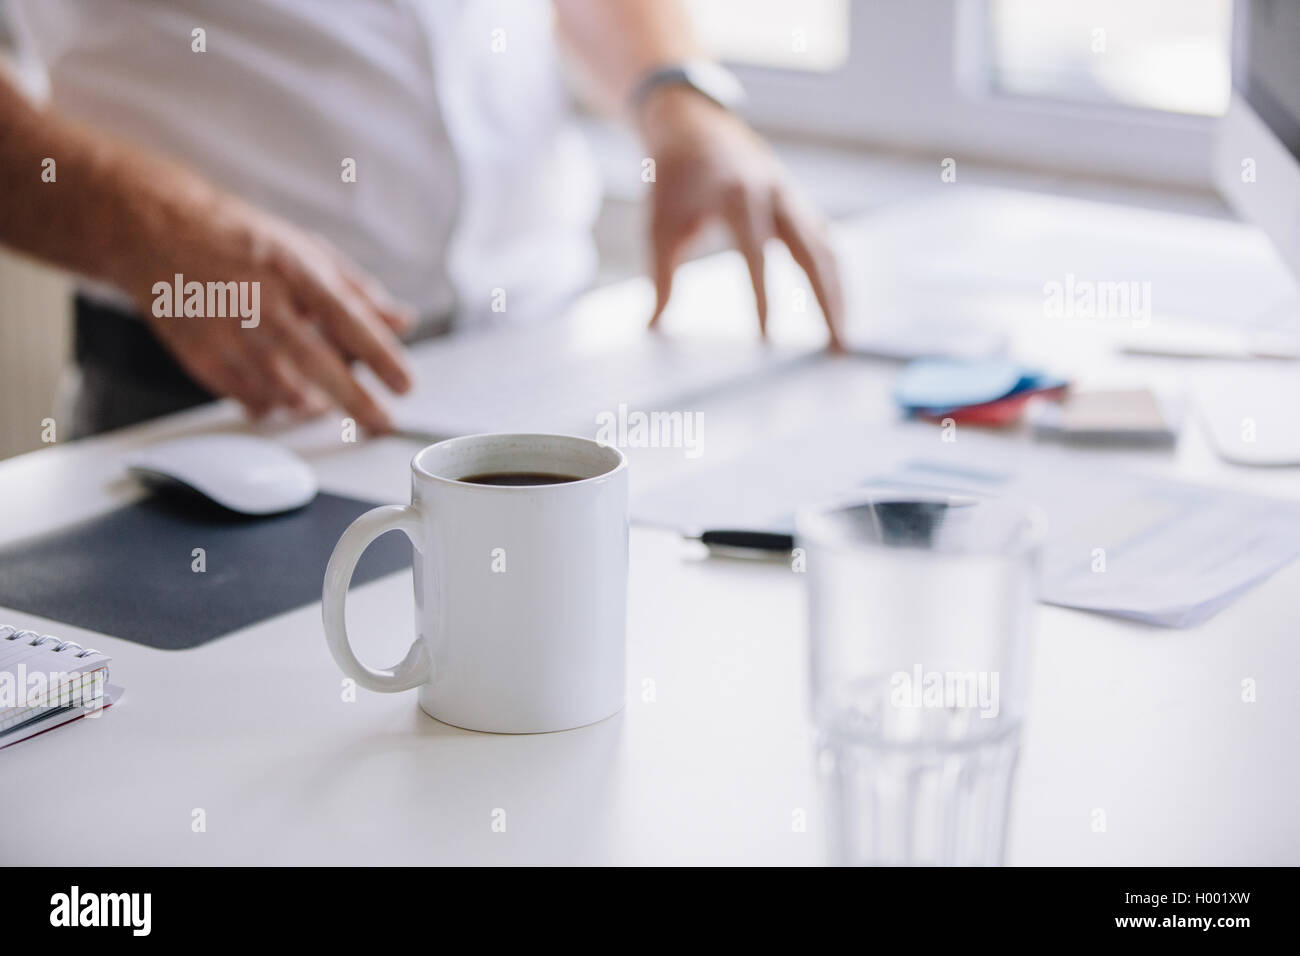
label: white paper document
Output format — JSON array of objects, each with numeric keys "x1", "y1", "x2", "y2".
[
  {"x1": 632, "y1": 425, "x2": 1300, "y2": 628},
  {"x1": 387, "y1": 315, "x2": 816, "y2": 439}
]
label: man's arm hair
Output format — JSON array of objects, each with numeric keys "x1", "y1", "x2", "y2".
[{"x1": 0, "y1": 67, "x2": 224, "y2": 300}]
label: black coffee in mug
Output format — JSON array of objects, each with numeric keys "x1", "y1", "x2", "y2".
[{"x1": 458, "y1": 471, "x2": 584, "y2": 486}]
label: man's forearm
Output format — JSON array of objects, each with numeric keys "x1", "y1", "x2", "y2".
[
  {"x1": 0, "y1": 70, "x2": 228, "y2": 301},
  {"x1": 553, "y1": 0, "x2": 701, "y2": 105}
]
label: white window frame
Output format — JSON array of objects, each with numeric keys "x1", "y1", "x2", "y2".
[{"x1": 727, "y1": 0, "x2": 1219, "y2": 189}]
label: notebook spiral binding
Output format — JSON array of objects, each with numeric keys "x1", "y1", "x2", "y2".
[{"x1": 0, "y1": 624, "x2": 100, "y2": 658}]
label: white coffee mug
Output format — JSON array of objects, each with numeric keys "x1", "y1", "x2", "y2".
[{"x1": 322, "y1": 433, "x2": 628, "y2": 733}]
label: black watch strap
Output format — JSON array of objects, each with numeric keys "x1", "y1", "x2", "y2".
[{"x1": 629, "y1": 60, "x2": 746, "y2": 112}]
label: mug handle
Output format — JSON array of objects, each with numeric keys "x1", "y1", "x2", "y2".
[{"x1": 322, "y1": 504, "x2": 430, "y2": 693}]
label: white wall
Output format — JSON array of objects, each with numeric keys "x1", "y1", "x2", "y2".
[{"x1": 0, "y1": 250, "x2": 70, "y2": 459}]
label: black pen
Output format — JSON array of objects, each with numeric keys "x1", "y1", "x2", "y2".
[{"x1": 686, "y1": 529, "x2": 795, "y2": 554}]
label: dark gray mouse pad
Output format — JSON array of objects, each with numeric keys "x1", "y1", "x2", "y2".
[{"x1": 0, "y1": 491, "x2": 411, "y2": 650}]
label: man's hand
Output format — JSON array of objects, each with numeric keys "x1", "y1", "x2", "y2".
[
  {"x1": 128, "y1": 197, "x2": 415, "y2": 433},
  {"x1": 638, "y1": 86, "x2": 844, "y2": 349},
  {"x1": 0, "y1": 71, "x2": 414, "y2": 433}
]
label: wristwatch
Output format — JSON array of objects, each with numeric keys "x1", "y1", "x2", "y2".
[{"x1": 629, "y1": 59, "x2": 746, "y2": 112}]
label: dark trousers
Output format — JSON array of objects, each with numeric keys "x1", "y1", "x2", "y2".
[{"x1": 69, "y1": 296, "x2": 215, "y2": 438}]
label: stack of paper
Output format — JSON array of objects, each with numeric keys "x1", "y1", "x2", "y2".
[{"x1": 1027, "y1": 388, "x2": 1184, "y2": 446}]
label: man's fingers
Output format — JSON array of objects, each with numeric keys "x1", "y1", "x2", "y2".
[
  {"x1": 335, "y1": 281, "x2": 415, "y2": 382},
  {"x1": 315, "y1": 234, "x2": 418, "y2": 336},
  {"x1": 774, "y1": 191, "x2": 845, "y2": 351},
  {"x1": 240, "y1": 325, "x2": 314, "y2": 410},
  {"x1": 724, "y1": 187, "x2": 772, "y2": 337},
  {"x1": 357, "y1": 282, "x2": 416, "y2": 336},
  {"x1": 338, "y1": 261, "x2": 417, "y2": 336},
  {"x1": 273, "y1": 315, "x2": 395, "y2": 433},
  {"x1": 313, "y1": 282, "x2": 413, "y2": 394},
  {"x1": 218, "y1": 348, "x2": 277, "y2": 418},
  {"x1": 277, "y1": 252, "x2": 413, "y2": 394},
  {"x1": 158, "y1": 328, "x2": 274, "y2": 414},
  {"x1": 298, "y1": 384, "x2": 332, "y2": 417},
  {"x1": 259, "y1": 348, "x2": 313, "y2": 411},
  {"x1": 649, "y1": 214, "x2": 686, "y2": 329}
]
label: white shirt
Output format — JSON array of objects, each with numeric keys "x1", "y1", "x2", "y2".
[{"x1": 11, "y1": 0, "x2": 601, "y2": 329}]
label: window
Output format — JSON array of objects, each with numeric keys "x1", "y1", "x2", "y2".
[
  {"x1": 990, "y1": 0, "x2": 1231, "y2": 116},
  {"x1": 715, "y1": 0, "x2": 1235, "y2": 189},
  {"x1": 685, "y1": 0, "x2": 850, "y2": 71}
]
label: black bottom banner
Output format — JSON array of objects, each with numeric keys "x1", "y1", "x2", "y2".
[{"x1": 6, "y1": 865, "x2": 1281, "y2": 942}]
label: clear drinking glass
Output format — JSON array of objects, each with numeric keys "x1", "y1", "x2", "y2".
[{"x1": 797, "y1": 489, "x2": 1044, "y2": 867}]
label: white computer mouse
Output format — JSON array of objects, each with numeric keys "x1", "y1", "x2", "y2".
[{"x1": 124, "y1": 434, "x2": 318, "y2": 515}]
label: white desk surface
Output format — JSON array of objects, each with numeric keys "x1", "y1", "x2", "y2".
[{"x1": 2, "y1": 190, "x2": 1299, "y2": 866}]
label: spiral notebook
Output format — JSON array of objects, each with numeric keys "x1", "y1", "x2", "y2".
[{"x1": 1, "y1": 624, "x2": 121, "y2": 748}]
